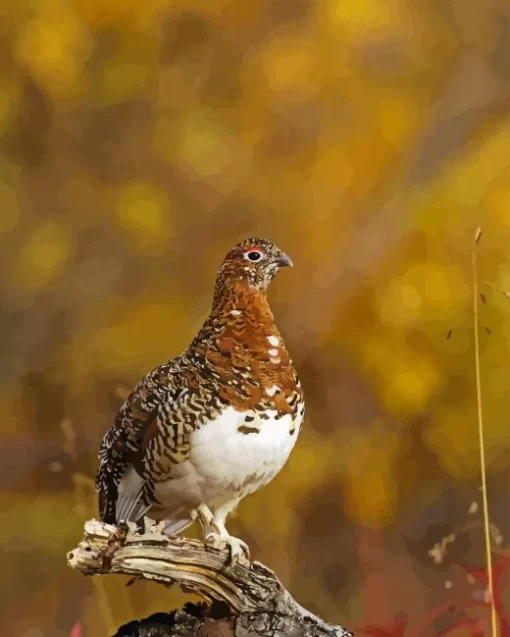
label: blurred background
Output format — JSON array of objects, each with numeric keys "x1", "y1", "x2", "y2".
[{"x1": 1, "y1": 0, "x2": 510, "y2": 635}]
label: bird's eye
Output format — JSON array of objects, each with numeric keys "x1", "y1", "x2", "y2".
[{"x1": 245, "y1": 250, "x2": 263, "y2": 262}]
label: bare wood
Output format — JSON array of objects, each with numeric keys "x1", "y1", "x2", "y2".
[{"x1": 67, "y1": 519, "x2": 352, "y2": 637}]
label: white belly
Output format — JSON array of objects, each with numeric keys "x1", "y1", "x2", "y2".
[{"x1": 155, "y1": 406, "x2": 302, "y2": 507}]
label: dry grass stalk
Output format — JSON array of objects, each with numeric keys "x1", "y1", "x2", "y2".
[{"x1": 472, "y1": 227, "x2": 498, "y2": 637}]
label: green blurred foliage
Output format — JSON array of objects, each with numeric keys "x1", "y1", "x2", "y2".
[{"x1": 0, "y1": 0, "x2": 509, "y2": 635}]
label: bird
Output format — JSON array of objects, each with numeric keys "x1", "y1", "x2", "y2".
[{"x1": 95, "y1": 237, "x2": 305, "y2": 564}]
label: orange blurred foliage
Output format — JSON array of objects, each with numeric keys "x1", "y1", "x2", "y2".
[{"x1": 0, "y1": 0, "x2": 509, "y2": 635}]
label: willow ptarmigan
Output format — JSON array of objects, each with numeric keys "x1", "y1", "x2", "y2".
[{"x1": 96, "y1": 238, "x2": 305, "y2": 564}]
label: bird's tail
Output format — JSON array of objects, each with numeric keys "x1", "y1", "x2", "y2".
[{"x1": 160, "y1": 506, "x2": 194, "y2": 536}]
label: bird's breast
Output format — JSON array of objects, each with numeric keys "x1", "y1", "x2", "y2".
[{"x1": 188, "y1": 406, "x2": 302, "y2": 495}]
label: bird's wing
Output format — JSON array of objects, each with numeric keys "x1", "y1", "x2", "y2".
[{"x1": 96, "y1": 360, "x2": 187, "y2": 524}]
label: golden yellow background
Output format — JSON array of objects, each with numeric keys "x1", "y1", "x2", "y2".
[{"x1": 1, "y1": 0, "x2": 509, "y2": 635}]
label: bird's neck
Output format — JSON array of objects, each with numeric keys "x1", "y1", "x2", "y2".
[
  {"x1": 212, "y1": 273, "x2": 264, "y2": 310},
  {"x1": 199, "y1": 279, "x2": 282, "y2": 349},
  {"x1": 211, "y1": 279, "x2": 274, "y2": 323}
]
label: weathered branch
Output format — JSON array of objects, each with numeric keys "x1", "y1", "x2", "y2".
[{"x1": 67, "y1": 519, "x2": 352, "y2": 637}]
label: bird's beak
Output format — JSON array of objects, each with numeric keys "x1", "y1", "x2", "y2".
[{"x1": 276, "y1": 251, "x2": 293, "y2": 268}]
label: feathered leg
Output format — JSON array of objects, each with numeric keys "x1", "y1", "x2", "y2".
[{"x1": 196, "y1": 500, "x2": 250, "y2": 565}]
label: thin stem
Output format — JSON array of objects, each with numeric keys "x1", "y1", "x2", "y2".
[{"x1": 472, "y1": 228, "x2": 498, "y2": 637}]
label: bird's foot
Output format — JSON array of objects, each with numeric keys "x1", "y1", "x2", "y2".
[
  {"x1": 205, "y1": 529, "x2": 250, "y2": 567},
  {"x1": 193, "y1": 503, "x2": 221, "y2": 535}
]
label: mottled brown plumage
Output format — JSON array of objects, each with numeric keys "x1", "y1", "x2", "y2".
[{"x1": 96, "y1": 238, "x2": 304, "y2": 562}]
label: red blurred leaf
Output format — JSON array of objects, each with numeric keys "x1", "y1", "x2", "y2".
[
  {"x1": 356, "y1": 614, "x2": 408, "y2": 637},
  {"x1": 435, "y1": 617, "x2": 481, "y2": 637},
  {"x1": 460, "y1": 555, "x2": 510, "y2": 611},
  {"x1": 70, "y1": 621, "x2": 82, "y2": 637},
  {"x1": 460, "y1": 554, "x2": 509, "y2": 585},
  {"x1": 499, "y1": 615, "x2": 510, "y2": 637}
]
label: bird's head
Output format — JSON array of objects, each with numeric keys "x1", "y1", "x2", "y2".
[{"x1": 217, "y1": 237, "x2": 293, "y2": 292}]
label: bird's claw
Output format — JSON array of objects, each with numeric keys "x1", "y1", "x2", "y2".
[{"x1": 205, "y1": 531, "x2": 250, "y2": 567}]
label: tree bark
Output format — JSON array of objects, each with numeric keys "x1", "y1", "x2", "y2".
[{"x1": 67, "y1": 519, "x2": 353, "y2": 637}]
